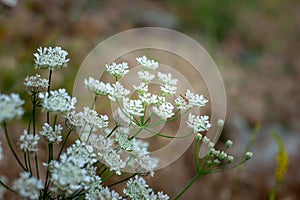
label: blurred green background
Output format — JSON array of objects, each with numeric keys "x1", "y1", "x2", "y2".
[{"x1": 0, "y1": 0, "x2": 299, "y2": 199}]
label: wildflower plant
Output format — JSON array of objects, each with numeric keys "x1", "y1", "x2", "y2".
[{"x1": 0, "y1": 46, "x2": 252, "y2": 199}]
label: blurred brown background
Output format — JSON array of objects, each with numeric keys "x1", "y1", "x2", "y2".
[{"x1": 0, "y1": 0, "x2": 300, "y2": 199}]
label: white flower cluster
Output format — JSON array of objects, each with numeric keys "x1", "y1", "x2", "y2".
[
  {"x1": 19, "y1": 130, "x2": 40, "y2": 152},
  {"x1": 187, "y1": 113, "x2": 211, "y2": 133},
  {"x1": 157, "y1": 72, "x2": 178, "y2": 96},
  {"x1": 136, "y1": 55, "x2": 159, "y2": 70},
  {"x1": 175, "y1": 89, "x2": 208, "y2": 110},
  {"x1": 48, "y1": 140, "x2": 97, "y2": 195},
  {"x1": 12, "y1": 172, "x2": 43, "y2": 200},
  {"x1": 67, "y1": 107, "x2": 108, "y2": 133},
  {"x1": 123, "y1": 175, "x2": 169, "y2": 200},
  {"x1": 84, "y1": 77, "x2": 111, "y2": 96},
  {"x1": 106, "y1": 62, "x2": 129, "y2": 78},
  {"x1": 34, "y1": 46, "x2": 69, "y2": 70},
  {"x1": 86, "y1": 178, "x2": 121, "y2": 200},
  {"x1": 90, "y1": 134, "x2": 126, "y2": 175},
  {"x1": 40, "y1": 123, "x2": 63, "y2": 143},
  {"x1": 39, "y1": 88, "x2": 77, "y2": 114},
  {"x1": 0, "y1": 93, "x2": 24, "y2": 123},
  {"x1": 24, "y1": 74, "x2": 48, "y2": 95}
]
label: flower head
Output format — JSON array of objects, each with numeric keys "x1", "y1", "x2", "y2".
[
  {"x1": 39, "y1": 88, "x2": 77, "y2": 114},
  {"x1": 86, "y1": 179, "x2": 121, "y2": 200},
  {"x1": 136, "y1": 55, "x2": 159, "y2": 70},
  {"x1": 84, "y1": 77, "x2": 111, "y2": 96},
  {"x1": 0, "y1": 93, "x2": 24, "y2": 123},
  {"x1": 34, "y1": 46, "x2": 69, "y2": 70},
  {"x1": 24, "y1": 74, "x2": 48, "y2": 94},
  {"x1": 40, "y1": 123, "x2": 63, "y2": 144},
  {"x1": 66, "y1": 107, "x2": 108, "y2": 132},
  {"x1": 187, "y1": 113, "x2": 211, "y2": 133},
  {"x1": 152, "y1": 101, "x2": 174, "y2": 120},
  {"x1": 108, "y1": 82, "x2": 131, "y2": 101},
  {"x1": 138, "y1": 70, "x2": 155, "y2": 83},
  {"x1": 12, "y1": 172, "x2": 43, "y2": 200},
  {"x1": 19, "y1": 130, "x2": 40, "y2": 152},
  {"x1": 106, "y1": 62, "x2": 129, "y2": 78}
]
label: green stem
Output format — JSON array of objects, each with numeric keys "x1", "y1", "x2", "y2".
[
  {"x1": 144, "y1": 127, "x2": 193, "y2": 139},
  {"x1": 194, "y1": 139, "x2": 201, "y2": 171},
  {"x1": 32, "y1": 93, "x2": 40, "y2": 179},
  {"x1": 174, "y1": 173, "x2": 200, "y2": 200},
  {"x1": 44, "y1": 143, "x2": 53, "y2": 197},
  {"x1": 2, "y1": 122, "x2": 26, "y2": 170},
  {"x1": 102, "y1": 172, "x2": 116, "y2": 183},
  {"x1": 46, "y1": 70, "x2": 52, "y2": 124},
  {"x1": 0, "y1": 179, "x2": 18, "y2": 195},
  {"x1": 108, "y1": 173, "x2": 138, "y2": 187},
  {"x1": 57, "y1": 129, "x2": 72, "y2": 160},
  {"x1": 106, "y1": 125, "x2": 118, "y2": 138},
  {"x1": 129, "y1": 128, "x2": 143, "y2": 140},
  {"x1": 27, "y1": 151, "x2": 33, "y2": 175}
]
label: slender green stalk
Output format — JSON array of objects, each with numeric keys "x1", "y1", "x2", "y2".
[
  {"x1": 91, "y1": 95, "x2": 97, "y2": 109},
  {"x1": 108, "y1": 173, "x2": 138, "y2": 187},
  {"x1": 2, "y1": 122, "x2": 26, "y2": 170},
  {"x1": 27, "y1": 151, "x2": 33, "y2": 175},
  {"x1": 99, "y1": 167, "x2": 108, "y2": 176},
  {"x1": 144, "y1": 127, "x2": 193, "y2": 139},
  {"x1": 23, "y1": 152, "x2": 28, "y2": 171},
  {"x1": 194, "y1": 139, "x2": 201, "y2": 171},
  {"x1": 106, "y1": 125, "x2": 118, "y2": 138},
  {"x1": 0, "y1": 179, "x2": 18, "y2": 195},
  {"x1": 46, "y1": 70, "x2": 52, "y2": 124},
  {"x1": 102, "y1": 172, "x2": 116, "y2": 183},
  {"x1": 57, "y1": 129, "x2": 72, "y2": 160},
  {"x1": 129, "y1": 128, "x2": 143, "y2": 140},
  {"x1": 44, "y1": 143, "x2": 53, "y2": 197},
  {"x1": 32, "y1": 93, "x2": 40, "y2": 179},
  {"x1": 174, "y1": 173, "x2": 200, "y2": 200}
]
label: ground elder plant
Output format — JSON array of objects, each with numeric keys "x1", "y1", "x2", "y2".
[{"x1": 0, "y1": 46, "x2": 252, "y2": 199}]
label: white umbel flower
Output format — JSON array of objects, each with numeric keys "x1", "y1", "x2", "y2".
[
  {"x1": 139, "y1": 92, "x2": 158, "y2": 105},
  {"x1": 66, "y1": 108, "x2": 109, "y2": 132},
  {"x1": 19, "y1": 130, "x2": 39, "y2": 152},
  {"x1": 124, "y1": 175, "x2": 168, "y2": 200},
  {"x1": 49, "y1": 140, "x2": 97, "y2": 195},
  {"x1": 152, "y1": 101, "x2": 174, "y2": 120},
  {"x1": 157, "y1": 72, "x2": 178, "y2": 86},
  {"x1": 132, "y1": 154, "x2": 159, "y2": 177},
  {"x1": 123, "y1": 176, "x2": 153, "y2": 199},
  {"x1": 39, "y1": 88, "x2": 77, "y2": 114},
  {"x1": 12, "y1": 172, "x2": 43, "y2": 200},
  {"x1": 124, "y1": 99, "x2": 145, "y2": 117},
  {"x1": 185, "y1": 89, "x2": 208, "y2": 107},
  {"x1": 40, "y1": 123, "x2": 63, "y2": 143},
  {"x1": 175, "y1": 90, "x2": 208, "y2": 110},
  {"x1": 106, "y1": 62, "x2": 129, "y2": 78},
  {"x1": 187, "y1": 113, "x2": 211, "y2": 133},
  {"x1": 24, "y1": 74, "x2": 48, "y2": 94},
  {"x1": 86, "y1": 178, "x2": 121, "y2": 200},
  {"x1": 136, "y1": 55, "x2": 159, "y2": 70},
  {"x1": 0, "y1": 93, "x2": 24, "y2": 123},
  {"x1": 108, "y1": 82, "x2": 130, "y2": 101},
  {"x1": 84, "y1": 77, "x2": 112, "y2": 96},
  {"x1": 138, "y1": 70, "x2": 155, "y2": 83},
  {"x1": 34, "y1": 46, "x2": 69, "y2": 70}
]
